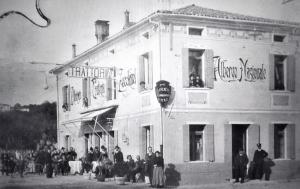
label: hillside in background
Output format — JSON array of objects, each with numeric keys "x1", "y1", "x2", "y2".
[{"x1": 0, "y1": 101, "x2": 57, "y2": 150}]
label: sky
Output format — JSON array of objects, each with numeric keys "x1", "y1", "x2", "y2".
[{"x1": 0, "y1": 0, "x2": 300, "y2": 106}]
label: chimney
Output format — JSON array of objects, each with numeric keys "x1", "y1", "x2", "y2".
[
  {"x1": 72, "y1": 44, "x2": 76, "y2": 58},
  {"x1": 123, "y1": 10, "x2": 130, "y2": 29},
  {"x1": 95, "y1": 20, "x2": 109, "y2": 44}
]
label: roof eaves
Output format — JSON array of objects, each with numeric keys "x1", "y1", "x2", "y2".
[{"x1": 50, "y1": 12, "x2": 157, "y2": 75}]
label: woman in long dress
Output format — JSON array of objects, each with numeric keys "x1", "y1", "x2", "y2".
[{"x1": 152, "y1": 151, "x2": 165, "y2": 188}]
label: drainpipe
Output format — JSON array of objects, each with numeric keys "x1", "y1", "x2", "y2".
[
  {"x1": 56, "y1": 75, "x2": 60, "y2": 149},
  {"x1": 149, "y1": 17, "x2": 164, "y2": 156}
]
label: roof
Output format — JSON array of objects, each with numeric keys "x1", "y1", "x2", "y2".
[
  {"x1": 160, "y1": 4, "x2": 300, "y2": 27},
  {"x1": 50, "y1": 4, "x2": 300, "y2": 74}
]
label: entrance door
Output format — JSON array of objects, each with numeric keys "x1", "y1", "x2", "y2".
[{"x1": 232, "y1": 124, "x2": 249, "y2": 177}]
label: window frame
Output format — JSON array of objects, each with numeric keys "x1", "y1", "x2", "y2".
[
  {"x1": 274, "y1": 123, "x2": 287, "y2": 159},
  {"x1": 189, "y1": 124, "x2": 206, "y2": 162},
  {"x1": 187, "y1": 26, "x2": 206, "y2": 37},
  {"x1": 138, "y1": 52, "x2": 153, "y2": 92},
  {"x1": 272, "y1": 33, "x2": 288, "y2": 43},
  {"x1": 274, "y1": 55, "x2": 288, "y2": 91},
  {"x1": 188, "y1": 48, "x2": 206, "y2": 88}
]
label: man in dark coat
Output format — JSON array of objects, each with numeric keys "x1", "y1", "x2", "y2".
[
  {"x1": 253, "y1": 143, "x2": 268, "y2": 180},
  {"x1": 45, "y1": 149, "x2": 53, "y2": 178},
  {"x1": 93, "y1": 147, "x2": 101, "y2": 161},
  {"x1": 233, "y1": 149, "x2": 248, "y2": 183},
  {"x1": 145, "y1": 146, "x2": 155, "y2": 185},
  {"x1": 113, "y1": 146, "x2": 123, "y2": 164},
  {"x1": 68, "y1": 147, "x2": 77, "y2": 161}
]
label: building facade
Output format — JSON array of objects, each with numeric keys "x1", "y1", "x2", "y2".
[{"x1": 51, "y1": 5, "x2": 300, "y2": 184}]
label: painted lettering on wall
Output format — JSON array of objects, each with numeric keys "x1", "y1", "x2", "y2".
[
  {"x1": 214, "y1": 56, "x2": 267, "y2": 82},
  {"x1": 70, "y1": 86, "x2": 81, "y2": 105},
  {"x1": 67, "y1": 66, "x2": 114, "y2": 79},
  {"x1": 117, "y1": 68, "x2": 136, "y2": 92},
  {"x1": 91, "y1": 78, "x2": 105, "y2": 99}
]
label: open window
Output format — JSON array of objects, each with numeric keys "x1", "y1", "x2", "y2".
[
  {"x1": 188, "y1": 27, "x2": 204, "y2": 36},
  {"x1": 273, "y1": 34, "x2": 287, "y2": 43},
  {"x1": 62, "y1": 85, "x2": 71, "y2": 111},
  {"x1": 269, "y1": 54, "x2": 295, "y2": 92},
  {"x1": 139, "y1": 52, "x2": 153, "y2": 92},
  {"x1": 182, "y1": 124, "x2": 214, "y2": 162},
  {"x1": 182, "y1": 48, "x2": 214, "y2": 89},
  {"x1": 82, "y1": 78, "x2": 91, "y2": 107}
]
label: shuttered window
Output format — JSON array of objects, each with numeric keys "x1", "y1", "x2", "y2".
[
  {"x1": 62, "y1": 85, "x2": 71, "y2": 111},
  {"x1": 138, "y1": 51, "x2": 153, "y2": 92},
  {"x1": 182, "y1": 48, "x2": 214, "y2": 88},
  {"x1": 269, "y1": 54, "x2": 295, "y2": 92},
  {"x1": 182, "y1": 124, "x2": 214, "y2": 162},
  {"x1": 271, "y1": 123, "x2": 296, "y2": 159},
  {"x1": 82, "y1": 78, "x2": 91, "y2": 107}
]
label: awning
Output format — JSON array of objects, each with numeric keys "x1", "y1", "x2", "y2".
[
  {"x1": 61, "y1": 105, "x2": 117, "y2": 125},
  {"x1": 80, "y1": 106, "x2": 114, "y2": 122}
]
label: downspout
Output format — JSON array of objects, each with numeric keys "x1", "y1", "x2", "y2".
[
  {"x1": 149, "y1": 17, "x2": 164, "y2": 156},
  {"x1": 55, "y1": 75, "x2": 60, "y2": 149}
]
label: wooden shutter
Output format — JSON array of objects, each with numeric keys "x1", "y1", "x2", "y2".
[
  {"x1": 182, "y1": 48, "x2": 189, "y2": 87},
  {"x1": 286, "y1": 124, "x2": 295, "y2": 159},
  {"x1": 148, "y1": 51, "x2": 153, "y2": 90},
  {"x1": 150, "y1": 125, "x2": 154, "y2": 148},
  {"x1": 269, "y1": 54, "x2": 275, "y2": 90},
  {"x1": 182, "y1": 124, "x2": 190, "y2": 162},
  {"x1": 268, "y1": 124, "x2": 274, "y2": 159},
  {"x1": 62, "y1": 86, "x2": 67, "y2": 104},
  {"x1": 67, "y1": 85, "x2": 71, "y2": 110},
  {"x1": 205, "y1": 124, "x2": 215, "y2": 162},
  {"x1": 87, "y1": 78, "x2": 91, "y2": 105},
  {"x1": 287, "y1": 55, "x2": 296, "y2": 92},
  {"x1": 139, "y1": 126, "x2": 147, "y2": 159},
  {"x1": 224, "y1": 124, "x2": 232, "y2": 163},
  {"x1": 204, "y1": 49, "x2": 214, "y2": 89},
  {"x1": 82, "y1": 78, "x2": 87, "y2": 98},
  {"x1": 247, "y1": 124, "x2": 260, "y2": 161},
  {"x1": 106, "y1": 77, "x2": 112, "y2": 100},
  {"x1": 139, "y1": 55, "x2": 145, "y2": 87}
]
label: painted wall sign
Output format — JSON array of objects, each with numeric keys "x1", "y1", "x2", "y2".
[
  {"x1": 213, "y1": 56, "x2": 267, "y2": 82},
  {"x1": 66, "y1": 66, "x2": 114, "y2": 79},
  {"x1": 117, "y1": 68, "x2": 136, "y2": 92},
  {"x1": 155, "y1": 80, "x2": 172, "y2": 108},
  {"x1": 91, "y1": 78, "x2": 106, "y2": 99}
]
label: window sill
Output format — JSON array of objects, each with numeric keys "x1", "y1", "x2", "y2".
[
  {"x1": 184, "y1": 87, "x2": 211, "y2": 90},
  {"x1": 186, "y1": 160, "x2": 211, "y2": 163},
  {"x1": 139, "y1": 89, "x2": 152, "y2": 94},
  {"x1": 271, "y1": 90, "x2": 293, "y2": 94},
  {"x1": 273, "y1": 158, "x2": 292, "y2": 161}
]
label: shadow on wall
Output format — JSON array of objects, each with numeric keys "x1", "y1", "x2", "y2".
[
  {"x1": 165, "y1": 163, "x2": 181, "y2": 187},
  {"x1": 248, "y1": 157, "x2": 276, "y2": 180}
]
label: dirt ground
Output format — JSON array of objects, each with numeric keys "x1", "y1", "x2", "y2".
[{"x1": 0, "y1": 174, "x2": 300, "y2": 189}]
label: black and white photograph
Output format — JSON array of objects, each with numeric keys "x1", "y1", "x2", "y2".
[{"x1": 0, "y1": 0, "x2": 300, "y2": 188}]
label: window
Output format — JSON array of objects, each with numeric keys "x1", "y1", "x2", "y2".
[
  {"x1": 62, "y1": 85, "x2": 70, "y2": 111},
  {"x1": 273, "y1": 34, "x2": 286, "y2": 42},
  {"x1": 182, "y1": 124, "x2": 214, "y2": 162},
  {"x1": 274, "y1": 124, "x2": 286, "y2": 159},
  {"x1": 182, "y1": 48, "x2": 214, "y2": 89},
  {"x1": 188, "y1": 27, "x2": 204, "y2": 36},
  {"x1": 189, "y1": 49, "x2": 205, "y2": 87},
  {"x1": 270, "y1": 54, "x2": 295, "y2": 92},
  {"x1": 139, "y1": 52, "x2": 153, "y2": 92},
  {"x1": 190, "y1": 125, "x2": 204, "y2": 161},
  {"x1": 274, "y1": 55, "x2": 286, "y2": 90},
  {"x1": 270, "y1": 123, "x2": 295, "y2": 160},
  {"x1": 82, "y1": 78, "x2": 91, "y2": 107}
]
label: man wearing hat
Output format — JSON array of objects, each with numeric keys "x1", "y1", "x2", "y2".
[
  {"x1": 233, "y1": 149, "x2": 249, "y2": 183},
  {"x1": 253, "y1": 143, "x2": 268, "y2": 180}
]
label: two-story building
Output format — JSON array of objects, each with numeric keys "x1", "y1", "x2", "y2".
[{"x1": 50, "y1": 5, "x2": 300, "y2": 184}]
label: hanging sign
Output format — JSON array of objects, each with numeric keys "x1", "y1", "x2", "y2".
[
  {"x1": 155, "y1": 80, "x2": 171, "y2": 108},
  {"x1": 66, "y1": 66, "x2": 114, "y2": 79}
]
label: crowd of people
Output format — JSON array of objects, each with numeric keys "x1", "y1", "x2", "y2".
[
  {"x1": 0, "y1": 145, "x2": 165, "y2": 188},
  {"x1": 0, "y1": 146, "x2": 77, "y2": 178},
  {"x1": 1, "y1": 143, "x2": 272, "y2": 187}
]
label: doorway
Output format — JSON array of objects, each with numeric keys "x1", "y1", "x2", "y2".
[{"x1": 232, "y1": 124, "x2": 249, "y2": 177}]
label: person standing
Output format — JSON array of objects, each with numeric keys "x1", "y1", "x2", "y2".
[
  {"x1": 45, "y1": 148, "x2": 53, "y2": 178},
  {"x1": 145, "y1": 146, "x2": 155, "y2": 186},
  {"x1": 233, "y1": 149, "x2": 248, "y2": 183},
  {"x1": 253, "y1": 143, "x2": 268, "y2": 180},
  {"x1": 152, "y1": 151, "x2": 165, "y2": 188},
  {"x1": 113, "y1": 146, "x2": 123, "y2": 164}
]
